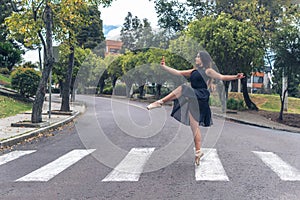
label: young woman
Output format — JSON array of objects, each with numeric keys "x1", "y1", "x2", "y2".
[{"x1": 147, "y1": 51, "x2": 245, "y2": 165}]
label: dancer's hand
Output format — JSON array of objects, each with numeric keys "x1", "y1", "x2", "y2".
[
  {"x1": 209, "y1": 83, "x2": 217, "y2": 92},
  {"x1": 236, "y1": 73, "x2": 245, "y2": 79}
]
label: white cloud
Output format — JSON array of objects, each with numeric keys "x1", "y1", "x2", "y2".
[
  {"x1": 99, "y1": 0, "x2": 158, "y2": 27},
  {"x1": 106, "y1": 26, "x2": 122, "y2": 40}
]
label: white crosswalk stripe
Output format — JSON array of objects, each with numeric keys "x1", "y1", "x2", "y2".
[
  {"x1": 195, "y1": 148, "x2": 229, "y2": 181},
  {"x1": 253, "y1": 151, "x2": 300, "y2": 181},
  {"x1": 0, "y1": 150, "x2": 36, "y2": 166},
  {"x1": 1, "y1": 148, "x2": 300, "y2": 183},
  {"x1": 16, "y1": 149, "x2": 95, "y2": 182},
  {"x1": 102, "y1": 148, "x2": 155, "y2": 182}
]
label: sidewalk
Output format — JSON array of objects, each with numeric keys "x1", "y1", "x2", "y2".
[
  {"x1": 211, "y1": 107, "x2": 300, "y2": 134},
  {"x1": 1, "y1": 96, "x2": 300, "y2": 148},
  {"x1": 0, "y1": 96, "x2": 85, "y2": 147}
]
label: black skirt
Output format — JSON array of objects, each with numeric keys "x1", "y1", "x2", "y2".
[{"x1": 170, "y1": 84, "x2": 213, "y2": 127}]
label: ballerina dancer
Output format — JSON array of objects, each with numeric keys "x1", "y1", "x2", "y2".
[{"x1": 147, "y1": 51, "x2": 245, "y2": 165}]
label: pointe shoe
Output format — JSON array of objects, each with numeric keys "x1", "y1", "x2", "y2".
[
  {"x1": 147, "y1": 100, "x2": 164, "y2": 110},
  {"x1": 195, "y1": 150, "x2": 204, "y2": 166}
]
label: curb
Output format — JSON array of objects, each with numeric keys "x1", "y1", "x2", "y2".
[
  {"x1": 0, "y1": 104, "x2": 85, "y2": 148},
  {"x1": 213, "y1": 113, "x2": 300, "y2": 134}
]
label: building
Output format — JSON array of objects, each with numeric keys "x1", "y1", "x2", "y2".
[
  {"x1": 105, "y1": 40, "x2": 123, "y2": 56},
  {"x1": 247, "y1": 67, "x2": 272, "y2": 93}
]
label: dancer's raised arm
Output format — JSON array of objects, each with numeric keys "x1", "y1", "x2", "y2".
[
  {"x1": 160, "y1": 56, "x2": 194, "y2": 77},
  {"x1": 205, "y1": 68, "x2": 245, "y2": 81}
]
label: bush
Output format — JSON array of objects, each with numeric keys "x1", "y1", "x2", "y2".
[
  {"x1": 0, "y1": 68, "x2": 10, "y2": 75},
  {"x1": 209, "y1": 94, "x2": 222, "y2": 107},
  {"x1": 52, "y1": 88, "x2": 60, "y2": 94},
  {"x1": 227, "y1": 98, "x2": 246, "y2": 111},
  {"x1": 10, "y1": 67, "x2": 41, "y2": 97},
  {"x1": 103, "y1": 85, "x2": 113, "y2": 95},
  {"x1": 160, "y1": 87, "x2": 171, "y2": 97},
  {"x1": 114, "y1": 84, "x2": 127, "y2": 96}
]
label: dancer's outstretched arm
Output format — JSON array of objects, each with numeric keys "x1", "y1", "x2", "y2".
[
  {"x1": 160, "y1": 59, "x2": 194, "y2": 77},
  {"x1": 205, "y1": 68, "x2": 245, "y2": 81}
]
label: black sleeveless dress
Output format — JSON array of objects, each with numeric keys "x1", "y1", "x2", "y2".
[{"x1": 171, "y1": 68, "x2": 213, "y2": 127}]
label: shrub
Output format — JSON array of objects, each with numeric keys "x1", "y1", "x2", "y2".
[
  {"x1": 227, "y1": 98, "x2": 246, "y2": 111},
  {"x1": 103, "y1": 85, "x2": 113, "y2": 95},
  {"x1": 0, "y1": 67, "x2": 10, "y2": 75},
  {"x1": 10, "y1": 67, "x2": 41, "y2": 97},
  {"x1": 160, "y1": 87, "x2": 171, "y2": 97},
  {"x1": 209, "y1": 94, "x2": 222, "y2": 107},
  {"x1": 114, "y1": 84, "x2": 127, "y2": 96},
  {"x1": 52, "y1": 88, "x2": 60, "y2": 94}
]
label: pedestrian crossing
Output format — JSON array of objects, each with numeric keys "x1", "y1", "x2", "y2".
[
  {"x1": 16, "y1": 149, "x2": 95, "y2": 182},
  {"x1": 1, "y1": 148, "x2": 299, "y2": 183},
  {"x1": 102, "y1": 148, "x2": 155, "y2": 182},
  {"x1": 195, "y1": 148, "x2": 229, "y2": 181},
  {"x1": 0, "y1": 150, "x2": 36, "y2": 166},
  {"x1": 252, "y1": 151, "x2": 300, "y2": 181}
]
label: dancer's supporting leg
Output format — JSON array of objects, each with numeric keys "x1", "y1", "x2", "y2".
[
  {"x1": 189, "y1": 112, "x2": 203, "y2": 165},
  {"x1": 147, "y1": 86, "x2": 182, "y2": 110}
]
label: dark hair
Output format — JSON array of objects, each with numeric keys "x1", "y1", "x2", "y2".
[{"x1": 198, "y1": 51, "x2": 213, "y2": 69}]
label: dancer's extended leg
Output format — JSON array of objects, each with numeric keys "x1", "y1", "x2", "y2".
[
  {"x1": 189, "y1": 112, "x2": 203, "y2": 166},
  {"x1": 147, "y1": 86, "x2": 182, "y2": 110}
]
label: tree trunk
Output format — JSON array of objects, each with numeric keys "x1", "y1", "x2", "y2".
[
  {"x1": 223, "y1": 81, "x2": 230, "y2": 101},
  {"x1": 241, "y1": 76, "x2": 258, "y2": 111},
  {"x1": 111, "y1": 76, "x2": 118, "y2": 89},
  {"x1": 231, "y1": 79, "x2": 238, "y2": 92},
  {"x1": 60, "y1": 45, "x2": 74, "y2": 112},
  {"x1": 125, "y1": 83, "x2": 133, "y2": 98},
  {"x1": 70, "y1": 77, "x2": 75, "y2": 102},
  {"x1": 31, "y1": 1, "x2": 53, "y2": 123},
  {"x1": 279, "y1": 88, "x2": 288, "y2": 121},
  {"x1": 59, "y1": 79, "x2": 63, "y2": 97},
  {"x1": 138, "y1": 85, "x2": 144, "y2": 98},
  {"x1": 156, "y1": 84, "x2": 162, "y2": 99},
  {"x1": 122, "y1": 76, "x2": 133, "y2": 98},
  {"x1": 99, "y1": 78, "x2": 105, "y2": 94},
  {"x1": 217, "y1": 82, "x2": 226, "y2": 113}
]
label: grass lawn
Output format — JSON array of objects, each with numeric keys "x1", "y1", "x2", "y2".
[
  {"x1": 229, "y1": 92, "x2": 300, "y2": 114},
  {"x1": 0, "y1": 95, "x2": 32, "y2": 118},
  {"x1": 0, "y1": 74, "x2": 11, "y2": 86}
]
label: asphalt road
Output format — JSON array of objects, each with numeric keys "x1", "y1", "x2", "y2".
[{"x1": 1, "y1": 95, "x2": 300, "y2": 200}]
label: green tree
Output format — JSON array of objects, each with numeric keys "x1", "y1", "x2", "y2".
[
  {"x1": 0, "y1": 42, "x2": 23, "y2": 71},
  {"x1": 54, "y1": 0, "x2": 90, "y2": 112},
  {"x1": 121, "y1": 12, "x2": 156, "y2": 51},
  {"x1": 76, "y1": 5, "x2": 106, "y2": 56},
  {"x1": 0, "y1": 0, "x2": 23, "y2": 71},
  {"x1": 74, "y1": 48, "x2": 109, "y2": 95},
  {"x1": 186, "y1": 0, "x2": 215, "y2": 19},
  {"x1": 186, "y1": 13, "x2": 264, "y2": 110},
  {"x1": 272, "y1": 10, "x2": 300, "y2": 120},
  {"x1": 11, "y1": 67, "x2": 41, "y2": 97},
  {"x1": 135, "y1": 19, "x2": 155, "y2": 50},
  {"x1": 106, "y1": 55, "x2": 124, "y2": 89},
  {"x1": 152, "y1": 0, "x2": 189, "y2": 35},
  {"x1": 120, "y1": 51, "x2": 138, "y2": 97},
  {"x1": 53, "y1": 45, "x2": 88, "y2": 97},
  {"x1": 143, "y1": 48, "x2": 170, "y2": 98},
  {"x1": 5, "y1": 0, "x2": 113, "y2": 123},
  {"x1": 168, "y1": 35, "x2": 204, "y2": 66}
]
